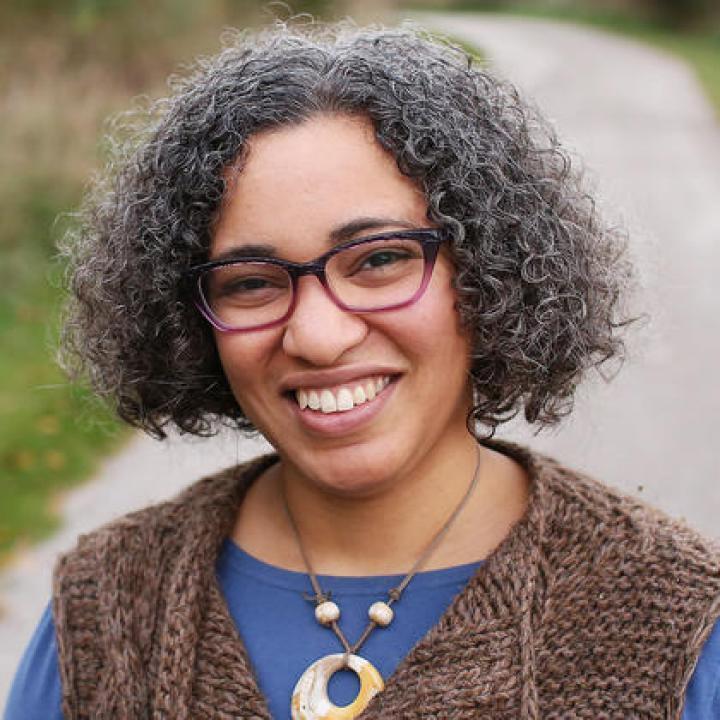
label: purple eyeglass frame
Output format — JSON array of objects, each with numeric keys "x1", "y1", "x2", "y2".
[{"x1": 185, "y1": 228, "x2": 446, "y2": 333}]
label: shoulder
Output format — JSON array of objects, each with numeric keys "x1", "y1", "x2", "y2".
[
  {"x1": 508, "y1": 443, "x2": 720, "y2": 695},
  {"x1": 54, "y1": 452, "x2": 277, "y2": 582},
  {"x1": 540, "y1": 450, "x2": 719, "y2": 578},
  {"x1": 490, "y1": 441, "x2": 720, "y2": 715},
  {"x1": 51, "y1": 452, "x2": 278, "y2": 641},
  {"x1": 493, "y1": 440, "x2": 720, "y2": 577},
  {"x1": 50, "y1": 452, "x2": 277, "y2": 717},
  {"x1": 541, "y1": 451, "x2": 720, "y2": 628}
]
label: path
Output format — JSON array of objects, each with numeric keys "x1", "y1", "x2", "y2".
[
  {"x1": 420, "y1": 12, "x2": 720, "y2": 535},
  {"x1": 2, "y1": 13, "x2": 719, "y2": 703}
]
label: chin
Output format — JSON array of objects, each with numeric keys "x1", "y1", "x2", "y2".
[{"x1": 289, "y1": 438, "x2": 409, "y2": 498}]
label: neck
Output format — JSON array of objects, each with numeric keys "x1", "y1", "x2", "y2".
[
  {"x1": 233, "y1": 431, "x2": 529, "y2": 577},
  {"x1": 281, "y1": 430, "x2": 480, "y2": 575}
]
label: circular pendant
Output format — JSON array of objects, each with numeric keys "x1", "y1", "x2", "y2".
[{"x1": 291, "y1": 653, "x2": 384, "y2": 720}]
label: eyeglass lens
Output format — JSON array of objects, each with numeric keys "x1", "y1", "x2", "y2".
[{"x1": 201, "y1": 236, "x2": 428, "y2": 330}]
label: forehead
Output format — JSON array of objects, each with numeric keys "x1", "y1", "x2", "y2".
[{"x1": 210, "y1": 113, "x2": 429, "y2": 262}]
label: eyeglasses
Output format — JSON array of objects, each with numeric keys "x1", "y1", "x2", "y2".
[{"x1": 185, "y1": 228, "x2": 445, "y2": 332}]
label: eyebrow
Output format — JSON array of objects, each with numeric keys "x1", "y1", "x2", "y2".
[{"x1": 209, "y1": 216, "x2": 419, "y2": 263}]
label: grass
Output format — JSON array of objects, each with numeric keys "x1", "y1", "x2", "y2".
[
  {"x1": 405, "y1": 2, "x2": 720, "y2": 118},
  {"x1": 0, "y1": 176, "x2": 130, "y2": 560}
]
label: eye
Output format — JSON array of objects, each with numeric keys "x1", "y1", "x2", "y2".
[
  {"x1": 328, "y1": 236, "x2": 425, "y2": 287},
  {"x1": 357, "y1": 248, "x2": 412, "y2": 271},
  {"x1": 219, "y1": 276, "x2": 277, "y2": 296},
  {"x1": 204, "y1": 263, "x2": 290, "y2": 307},
  {"x1": 345, "y1": 240, "x2": 421, "y2": 276}
]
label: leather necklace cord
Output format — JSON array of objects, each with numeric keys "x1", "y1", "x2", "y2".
[{"x1": 283, "y1": 444, "x2": 483, "y2": 661}]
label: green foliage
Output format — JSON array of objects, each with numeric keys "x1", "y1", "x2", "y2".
[
  {"x1": 290, "y1": 0, "x2": 337, "y2": 16},
  {"x1": 648, "y1": 0, "x2": 717, "y2": 31},
  {"x1": 0, "y1": 175, "x2": 130, "y2": 559}
]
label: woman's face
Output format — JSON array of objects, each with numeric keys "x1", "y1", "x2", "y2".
[{"x1": 211, "y1": 114, "x2": 473, "y2": 496}]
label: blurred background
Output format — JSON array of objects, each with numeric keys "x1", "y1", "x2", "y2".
[{"x1": 1, "y1": 0, "x2": 719, "y2": 698}]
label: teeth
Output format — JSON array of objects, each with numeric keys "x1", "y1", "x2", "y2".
[
  {"x1": 297, "y1": 389, "x2": 308, "y2": 410},
  {"x1": 336, "y1": 388, "x2": 354, "y2": 412},
  {"x1": 353, "y1": 385, "x2": 367, "y2": 405},
  {"x1": 320, "y1": 389, "x2": 337, "y2": 413},
  {"x1": 294, "y1": 376, "x2": 391, "y2": 414}
]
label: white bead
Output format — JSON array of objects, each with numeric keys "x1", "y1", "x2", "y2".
[
  {"x1": 315, "y1": 600, "x2": 340, "y2": 625},
  {"x1": 368, "y1": 601, "x2": 394, "y2": 627}
]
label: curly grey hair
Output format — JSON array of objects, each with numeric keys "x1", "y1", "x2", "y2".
[{"x1": 60, "y1": 21, "x2": 632, "y2": 439}]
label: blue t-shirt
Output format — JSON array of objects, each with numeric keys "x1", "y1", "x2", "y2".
[{"x1": 5, "y1": 539, "x2": 720, "y2": 719}]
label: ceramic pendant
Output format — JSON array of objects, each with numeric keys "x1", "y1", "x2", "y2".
[{"x1": 291, "y1": 653, "x2": 384, "y2": 720}]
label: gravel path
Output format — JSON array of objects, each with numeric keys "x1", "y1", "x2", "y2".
[{"x1": 2, "y1": 13, "x2": 719, "y2": 703}]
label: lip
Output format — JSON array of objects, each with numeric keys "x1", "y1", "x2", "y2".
[
  {"x1": 279, "y1": 365, "x2": 404, "y2": 393},
  {"x1": 285, "y1": 376, "x2": 398, "y2": 437}
]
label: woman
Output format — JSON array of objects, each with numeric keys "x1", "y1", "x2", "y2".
[{"x1": 6, "y1": 21, "x2": 719, "y2": 720}]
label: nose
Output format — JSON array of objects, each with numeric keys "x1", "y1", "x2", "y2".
[{"x1": 282, "y1": 275, "x2": 368, "y2": 365}]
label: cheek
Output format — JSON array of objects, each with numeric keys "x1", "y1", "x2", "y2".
[
  {"x1": 214, "y1": 330, "x2": 280, "y2": 397},
  {"x1": 384, "y1": 281, "x2": 471, "y2": 380},
  {"x1": 407, "y1": 273, "x2": 469, "y2": 354}
]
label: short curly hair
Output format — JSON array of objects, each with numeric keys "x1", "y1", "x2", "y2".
[{"x1": 59, "y1": 21, "x2": 632, "y2": 439}]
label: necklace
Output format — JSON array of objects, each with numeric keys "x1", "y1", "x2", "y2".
[{"x1": 285, "y1": 446, "x2": 482, "y2": 720}]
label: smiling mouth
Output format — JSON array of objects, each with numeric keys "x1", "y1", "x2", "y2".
[{"x1": 290, "y1": 375, "x2": 394, "y2": 415}]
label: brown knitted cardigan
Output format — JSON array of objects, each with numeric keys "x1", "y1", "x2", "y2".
[{"x1": 53, "y1": 442, "x2": 720, "y2": 719}]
